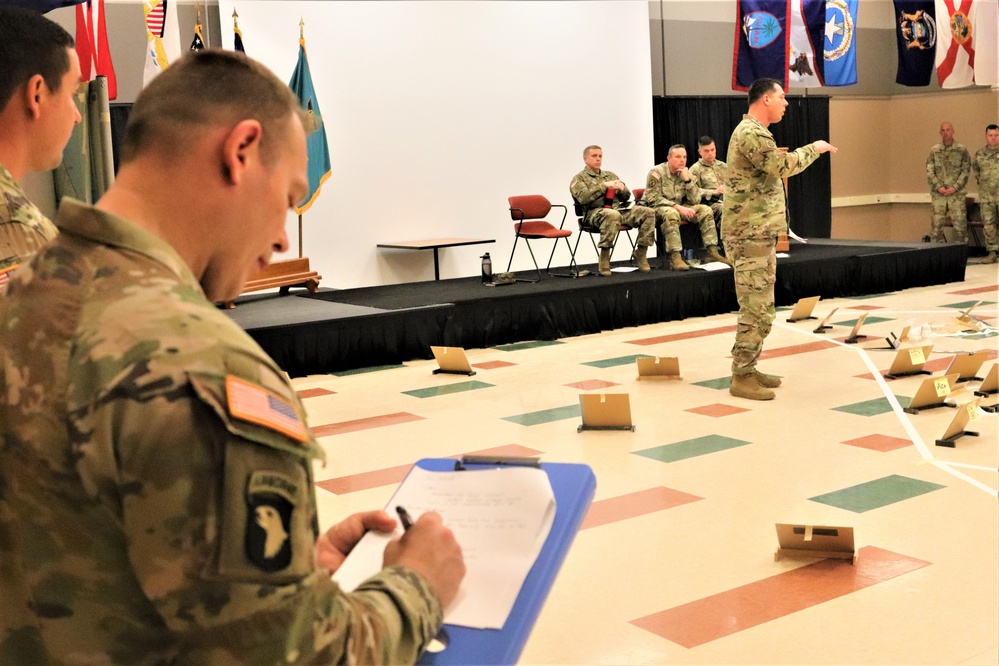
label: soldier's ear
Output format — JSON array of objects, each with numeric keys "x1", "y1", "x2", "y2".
[{"x1": 23, "y1": 75, "x2": 46, "y2": 120}]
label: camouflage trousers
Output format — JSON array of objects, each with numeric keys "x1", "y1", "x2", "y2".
[
  {"x1": 706, "y1": 200, "x2": 723, "y2": 238},
  {"x1": 723, "y1": 237, "x2": 776, "y2": 376},
  {"x1": 930, "y1": 192, "x2": 967, "y2": 243},
  {"x1": 980, "y1": 199, "x2": 999, "y2": 252},
  {"x1": 584, "y1": 206, "x2": 656, "y2": 249},
  {"x1": 651, "y1": 204, "x2": 718, "y2": 252}
]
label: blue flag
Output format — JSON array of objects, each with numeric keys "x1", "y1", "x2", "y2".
[
  {"x1": 733, "y1": 0, "x2": 790, "y2": 92},
  {"x1": 823, "y1": 0, "x2": 858, "y2": 86},
  {"x1": 894, "y1": 1, "x2": 937, "y2": 86},
  {"x1": 288, "y1": 38, "x2": 331, "y2": 215}
]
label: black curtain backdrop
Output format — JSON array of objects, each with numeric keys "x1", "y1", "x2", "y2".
[{"x1": 652, "y1": 95, "x2": 832, "y2": 239}]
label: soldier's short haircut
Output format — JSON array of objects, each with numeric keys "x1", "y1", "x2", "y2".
[
  {"x1": 667, "y1": 144, "x2": 686, "y2": 157},
  {"x1": 0, "y1": 6, "x2": 75, "y2": 112},
  {"x1": 748, "y1": 78, "x2": 780, "y2": 105},
  {"x1": 122, "y1": 49, "x2": 301, "y2": 166},
  {"x1": 987, "y1": 124, "x2": 999, "y2": 133},
  {"x1": 698, "y1": 136, "x2": 715, "y2": 147},
  {"x1": 583, "y1": 145, "x2": 602, "y2": 157}
]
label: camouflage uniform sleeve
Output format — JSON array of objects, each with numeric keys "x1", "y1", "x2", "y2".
[
  {"x1": 741, "y1": 129, "x2": 819, "y2": 181},
  {"x1": 927, "y1": 146, "x2": 943, "y2": 190},
  {"x1": 79, "y1": 363, "x2": 441, "y2": 663},
  {"x1": 955, "y1": 146, "x2": 971, "y2": 191},
  {"x1": 682, "y1": 178, "x2": 702, "y2": 205},
  {"x1": 570, "y1": 171, "x2": 606, "y2": 206},
  {"x1": 644, "y1": 167, "x2": 672, "y2": 207},
  {"x1": 688, "y1": 163, "x2": 710, "y2": 200}
]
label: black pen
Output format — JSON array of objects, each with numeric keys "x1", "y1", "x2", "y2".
[{"x1": 395, "y1": 505, "x2": 413, "y2": 531}]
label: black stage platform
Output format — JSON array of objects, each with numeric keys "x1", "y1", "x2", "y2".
[{"x1": 226, "y1": 240, "x2": 968, "y2": 377}]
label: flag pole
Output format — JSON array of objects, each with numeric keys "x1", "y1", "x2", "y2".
[{"x1": 298, "y1": 16, "x2": 305, "y2": 259}]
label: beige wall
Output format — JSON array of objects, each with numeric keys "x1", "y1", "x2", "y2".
[{"x1": 830, "y1": 89, "x2": 999, "y2": 242}]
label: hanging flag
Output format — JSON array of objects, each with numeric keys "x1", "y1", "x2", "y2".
[
  {"x1": 233, "y1": 9, "x2": 245, "y2": 53},
  {"x1": 971, "y1": 0, "x2": 998, "y2": 85},
  {"x1": 935, "y1": 0, "x2": 975, "y2": 88},
  {"x1": 823, "y1": 0, "x2": 858, "y2": 86},
  {"x1": 788, "y1": 0, "x2": 825, "y2": 87},
  {"x1": 289, "y1": 31, "x2": 332, "y2": 214},
  {"x1": 73, "y1": 0, "x2": 116, "y2": 99},
  {"x1": 894, "y1": 1, "x2": 938, "y2": 86},
  {"x1": 732, "y1": 0, "x2": 791, "y2": 92},
  {"x1": 190, "y1": 20, "x2": 205, "y2": 51},
  {"x1": 143, "y1": 0, "x2": 181, "y2": 87}
]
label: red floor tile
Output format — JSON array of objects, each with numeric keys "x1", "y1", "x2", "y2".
[
  {"x1": 841, "y1": 434, "x2": 912, "y2": 452},
  {"x1": 630, "y1": 546, "x2": 930, "y2": 648},
  {"x1": 581, "y1": 487, "x2": 703, "y2": 530},
  {"x1": 948, "y1": 285, "x2": 998, "y2": 295},
  {"x1": 685, "y1": 403, "x2": 750, "y2": 417},
  {"x1": 759, "y1": 340, "x2": 838, "y2": 360},
  {"x1": 566, "y1": 379, "x2": 621, "y2": 390},
  {"x1": 311, "y1": 412, "x2": 424, "y2": 438},
  {"x1": 315, "y1": 443, "x2": 543, "y2": 495},
  {"x1": 298, "y1": 387, "x2": 336, "y2": 399},
  {"x1": 627, "y1": 325, "x2": 737, "y2": 346},
  {"x1": 847, "y1": 305, "x2": 884, "y2": 311},
  {"x1": 472, "y1": 360, "x2": 517, "y2": 370}
]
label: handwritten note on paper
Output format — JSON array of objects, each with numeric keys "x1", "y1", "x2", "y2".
[{"x1": 332, "y1": 466, "x2": 556, "y2": 630}]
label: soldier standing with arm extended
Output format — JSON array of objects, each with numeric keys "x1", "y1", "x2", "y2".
[
  {"x1": 971, "y1": 123, "x2": 999, "y2": 263},
  {"x1": 722, "y1": 78, "x2": 837, "y2": 401},
  {"x1": 927, "y1": 121, "x2": 971, "y2": 244}
]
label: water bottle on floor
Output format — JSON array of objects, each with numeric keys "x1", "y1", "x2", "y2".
[{"x1": 481, "y1": 252, "x2": 492, "y2": 284}]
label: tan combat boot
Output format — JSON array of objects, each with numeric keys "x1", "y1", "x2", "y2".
[
  {"x1": 668, "y1": 251, "x2": 690, "y2": 271},
  {"x1": 633, "y1": 246, "x2": 651, "y2": 272},
  {"x1": 753, "y1": 369, "x2": 782, "y2": 388},
  {"x1": 598, "y1": 248, "x2": 612, "y2": 277},
  {"x1": 985, "y1": 251, "x2": 998, "y2": 264},
  {"x1": 729, "y1": 374, "x2": 775, "y2": 400},
  {"x1": 705, "y1": 245, "x2": 732, "y2": 266}
]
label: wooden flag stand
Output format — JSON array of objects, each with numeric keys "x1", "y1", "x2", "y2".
[
  {"x1": 636, "y1": 356, "x2": 682, "y2": 380},
  {"x1": 223, "y1": 257, "x2": 321, "y2": 308},
  {"x1": 774, "y1": 523, "x2": 856, "y2": 564},
  {"x1": 935, "y1": 398, "x2": 982, "y2": 447}
]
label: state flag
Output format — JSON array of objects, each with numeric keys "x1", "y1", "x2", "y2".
[
  {"x1": 895, "y1": 1, "x2": 938, "y2": 86},
  {"x1": 789, "y1": 0, "x2": 825, "y2": 86},
  {"x1": 971, "y1": 0, "x2": 998, "y2": 85},
  {"x1": 823, "y1": 0, "x2": 858, "y2": 86},
  {"x1": 733, "y1": 0, "x2": 791, "y2": 92},
  {"x1": 289, "y1": 35, "x2": 332, "y2": 214},
  {"x1": 190, "y1": 21, "x2": 205, "y2": 51},
  {"x1": 142, "y1": 0, "x2": 180, "y2": 87},
  {"x1": 935, "y1": 0, "x2": 975, "y2": 87}
]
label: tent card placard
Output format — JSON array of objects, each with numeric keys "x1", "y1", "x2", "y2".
[
  {"x1": 636, "y1": 356, "x2": 682, "y2": 380},
  {"x1": 787, "y1": 295, "x2": 820, "y2": 322},
  {"x1": 431, "y1": 346, "x2": 476, "y2": 376},
  {"x1": 577, "y1": 393, "x2": 635, "y2": 432},
  {"x1": 774, "y1": 523, "x2": 856, "y2": 564}
]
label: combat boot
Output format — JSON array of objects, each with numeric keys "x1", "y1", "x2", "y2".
[
  {"x1": 597, "y1": 248, "x2": 612, "y2": 277},
  {"x1": 668, "y1": 251, "x2": 690, "y2": 271},
  {"x1": 753, "y1": 369, "x2": 782, "y2": 388},
  {"x1": 632, "y1": 246, "x2": 651, "y2": 272},
  {"x1": 729, "y1": 374, "x2": 775, "y2": 400},
  {"x1": 705, "y1": 245, "x2": 732, "y2": 266},
  {"x1": 985, "y1": 251, "x2": 998, "y2": 264}
]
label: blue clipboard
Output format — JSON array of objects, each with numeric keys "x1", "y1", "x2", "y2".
[{"x1": 414, "y1": 457, "x2": 596, "y2": 665}]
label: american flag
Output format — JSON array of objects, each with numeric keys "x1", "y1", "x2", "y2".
[
  {"x1": 226, "y1": 376, "x2": 308, "y2": 442},
  {"x1": 145, "y1": 0, "x2": 166, "y2": 38}
]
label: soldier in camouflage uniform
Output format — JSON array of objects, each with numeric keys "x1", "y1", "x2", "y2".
[
  {"x1": 570, "y1": 145, "x2": 656, "y2": 276},
  {"x1": 689, "y1": 135, "x2": 727, "y2": 237},
  {"x1": 0, "y1": 7, "x2": 82, "y2": 292},
  {"x1": 972, "y1": 123, "x2": 999, "y2": 263},
  {"x1": 645, "y1": 144, "x2": 731, "y2": 269},
  {"x1": 0, "y1": 50, "x2": 464, "y2": 664},
  {"x1": 722, "y1": 78, "x2": 837, "y2": 401},
  {"x1": 926, "y1": 122, "x2": 971, "y2": 243}
]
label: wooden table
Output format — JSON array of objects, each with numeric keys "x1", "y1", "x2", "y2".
[{"x1": 377, "y1": 237, "x2": 495, "y2": 280}]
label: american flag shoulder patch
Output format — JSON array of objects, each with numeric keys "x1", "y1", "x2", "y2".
[{"x1": 225, "y1": 376, "x2": 308, "y2": 443}]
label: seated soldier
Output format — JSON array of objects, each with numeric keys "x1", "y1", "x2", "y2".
[
  {"x1": 570, "y1": 145, "x2": 656, "y2": 276},
  {"x1": 645, "y1": 144, "x2": 731, "y2": 268},
  {"x1": 688, "y1": 135, "x2": 726, "y2": 237}
]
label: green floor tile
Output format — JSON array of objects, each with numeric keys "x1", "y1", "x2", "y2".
[
  {"x1": 403, "y1": 381, "x2": 494, "y2": 398},
  {"x1": 941, "y1": 299, "x2": 996, "y2": 309},
  {"x1": 847, "y1": 293, "x2": 892, "y2": 300},
  {"x1": 502, "y1": 404, "x2": 580, "y2": 426},
  {"x1": 833, "y1": 395, "x2": 909, "y2": 416},
  {"x1": 963, "y1": 332, "x2": 998, "y2": 339},
  {"x1": 809, "y1": 474, "x2": 946, "y2": 513},
  {"x1": 582, "y1": 354, "x2": 653, "y2": 369},
  {"x1": 494, "y1": 340, "x2": 564, "y2": 352},
  {"x1": 634, "y1": 435, "x2": 751, "y2": 463},
  {"x1": 692, "y1": 376, "x2": 733, "y2": 390},
  {"x1": 833, "y1": 315, "x2": 895, "y2": 327},
  {"x1": 331, "y1": 364, "x2": 404, "y2": 377}
]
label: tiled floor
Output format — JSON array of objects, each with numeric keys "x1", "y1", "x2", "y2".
[{"x1": 293, "y1": 263, "x2": 998, "y2": 665}]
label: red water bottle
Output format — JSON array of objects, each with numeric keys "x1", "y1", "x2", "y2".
[{"x1": 603, "y1": 187, "x2": 616, "y2": 208}]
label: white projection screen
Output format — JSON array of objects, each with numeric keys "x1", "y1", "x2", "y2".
[{"x1": 217, "y1": 1, "x2": 654, "y2": 288}]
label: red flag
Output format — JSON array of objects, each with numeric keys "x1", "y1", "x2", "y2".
[
  {"x1": 74, "y1": 2, "x2": 92, "y2": 80},
  {"x1": 94, "y1": 0, "x2": 117, "y2": 99},
  {"x1": 74, "y1": 1, "x2": 117, "y2": 100}
]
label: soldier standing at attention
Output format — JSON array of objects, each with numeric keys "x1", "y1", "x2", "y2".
[
  {"x1": 927, "y1": 121, "x2": 971, "y2": 244},
  {"x1": 0, "y1": 6, "x2": 82, "y2": 292},
  {"x1": 971, "y1": 123, "x2": 999, "y2": 263},
  {"x1": 722, "y1": 78, "x2": 837, "y2": 401},
  {"x1": 0, "y1": 50, "x2": 464, "y2": 664},
  {"x1": 570, "y1": 145, "x2": 656, "y2": 276},
  {"x1": 645, "y1": 144, "x2": 731, "y2": 269},
  {"x1": 688, "y1": 135, "x2": 727, "y2": 236}
]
